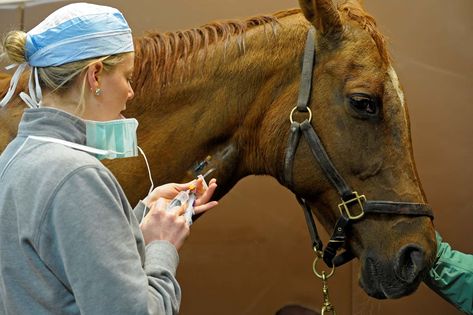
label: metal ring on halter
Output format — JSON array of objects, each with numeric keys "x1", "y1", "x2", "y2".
[
  {"x1": 313, "y1": 254, "x2": 335, "y2": 279},
  {"x1": 290, "y1": 106, "x2": 313, "y2": 124}
]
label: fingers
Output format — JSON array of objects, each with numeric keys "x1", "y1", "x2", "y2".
[
  {"x1": 195, "y1": 178, "x2": 205, "y2": 194},
  {"x1": 146, "y1": 177, "x2": 218, "y2": 223},
  {"x1": 147, "y1": 198, "x2": 185, "y2": 215},
  {"x1": 146, "y1": 198, "x2": 189, "y2": 227},
  {"x1": 173, "y1": 202, "x2": 187, "y2": 216},
  {"x1": 175, "y1": 181, "x2": 195, "y2": 191},
  {"x1": 140, "y1": 197, "x2": 191, "y2": 248},
  {"x1": 194, "y1": 200, "x2": 219, "y2": 215},
  {"x1": 146, "y1": 182, "x2": 194, "y2": 202},
  {"x1": 195, "y1": 182, "x2": 217, "y2": 206},
  {"x1": 150, "y1": 197, "x2": 167, "y2": 213},
  {"x1": 150, "y1": 178, "x2": 215, "y2": 202}
]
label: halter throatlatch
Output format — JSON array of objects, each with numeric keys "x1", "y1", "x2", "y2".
[{"x1": 283, "y1": 27, "x2": 434, "y2": 268}]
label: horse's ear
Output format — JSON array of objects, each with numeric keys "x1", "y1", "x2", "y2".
[
  {"x1": 348, "y1": 0, "x2": 365, "y2": 9},
  {"x1": 298, "y1": 0, "x2": 343, "y2": 39}
]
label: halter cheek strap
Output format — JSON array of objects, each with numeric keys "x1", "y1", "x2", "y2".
[{"x1": 283, "y1": 27, "x2": 433, "y2": 268}]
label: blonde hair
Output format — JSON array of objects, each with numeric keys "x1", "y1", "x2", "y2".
[{"x1": 2, "y1": 30, "x2": 130, "y2": 114}]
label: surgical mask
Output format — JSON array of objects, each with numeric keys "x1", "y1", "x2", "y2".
[
  {"x1": 82, "y1": 117, "x2": 154, "y2": 197},
  {"x1": 85, "y1": 118, "x2": 139, "y2": 160}
]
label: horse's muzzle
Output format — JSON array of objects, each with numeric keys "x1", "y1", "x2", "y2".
[{"x1": 359, "y1": 243, "x2": 428, "y2": 299}]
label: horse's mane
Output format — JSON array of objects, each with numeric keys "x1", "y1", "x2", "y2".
[
  {"x1": 133, "y1": 3, "x2": 389, "y2": 93},
  {"x1": 0, "y1": 72, "x2": 12, "y2": 99},
  {"x1": 133, "y1": 9, "x2": 299, "y2": 93}
]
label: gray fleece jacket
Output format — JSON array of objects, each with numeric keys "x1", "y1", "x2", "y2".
[{"x1": 0, "y1": 108, "x2": 181, "y2": 315}]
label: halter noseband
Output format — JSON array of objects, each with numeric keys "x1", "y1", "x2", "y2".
[{"x1": 283, "y1": 27, "x2": 433, "y2": 268}]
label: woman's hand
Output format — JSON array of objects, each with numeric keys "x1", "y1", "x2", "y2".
[
  {"x1": 140, "y1": 198, "x2": 190, "y2": 249},
  {"x1": 140, "y1": 178, "x2": 219, "y2": 249},
  {"x1": 193, "y1": 178, "x2": 218, "y2": 215},
  {"x1": 143, "y1": 178, "x2": 218, "y2": 216},
  {"x1": 142, "y1": 182, "x2": 192, "y2": 206}
]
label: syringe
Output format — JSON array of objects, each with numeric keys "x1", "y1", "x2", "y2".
[
  {"x1": 166, "y1": 183, "x2": 197, "y2": 225},
  {"x1": 166, "y1": 169, "x2": 214, "y2": 225},
  {"x1": 141, "y1": 169, "x2": 215, "y2": 224}
]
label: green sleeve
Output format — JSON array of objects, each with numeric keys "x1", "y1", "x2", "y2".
[{"x1": 424, "y1": 232, "x2": 473, "y2": 315}]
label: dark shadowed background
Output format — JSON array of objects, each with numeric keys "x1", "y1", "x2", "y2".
[{"x1": 1, "y1": 1, "x2": 471, "y2": 314}]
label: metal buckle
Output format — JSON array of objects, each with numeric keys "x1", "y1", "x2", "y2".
[{"x1": 338, "y1": 191, "x2": 366, "y2": 220}]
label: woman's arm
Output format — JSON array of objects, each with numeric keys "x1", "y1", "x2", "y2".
[
  {"x1": 424, "y1": 232, "x2": 473, "y2": 315},
  {"x1": 39, "y1": 166, "x2": 181, "y2": 315}
]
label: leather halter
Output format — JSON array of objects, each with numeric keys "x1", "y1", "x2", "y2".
[{"x1": 283, "y1": 27, "x2": 434, "y2": 268}]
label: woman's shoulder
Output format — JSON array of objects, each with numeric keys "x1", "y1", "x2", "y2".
[
  {"x1": 33, "y1": 140, "x2": 103, "y2": 172},
  {"x1": 4, "y1": 137, "x2": 111, "y2": 190}
]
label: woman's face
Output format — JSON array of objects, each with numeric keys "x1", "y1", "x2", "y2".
[{"x1": 84, "y1": 53, "x2": 135, "y2": 121}]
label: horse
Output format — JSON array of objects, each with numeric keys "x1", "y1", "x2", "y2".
[{"x1": 0, "y1": 0, "x2": 436, "y2": 300}]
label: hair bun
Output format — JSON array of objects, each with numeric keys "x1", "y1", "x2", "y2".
[{"x1": 2, "y1": 31, "x2": 27, "y2": 64}]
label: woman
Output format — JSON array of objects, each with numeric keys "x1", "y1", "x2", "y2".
[{"x1": 0, "y1": 3, "x2": 217, "y2": 314}]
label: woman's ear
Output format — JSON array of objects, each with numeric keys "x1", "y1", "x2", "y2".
[{"x1": 85, "y1": 62, "x2": 104, "y2": 92}]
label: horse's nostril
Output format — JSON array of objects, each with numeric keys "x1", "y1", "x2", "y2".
[{"x1": 394, "y1": 244, "x2": 425, "y2": 283}]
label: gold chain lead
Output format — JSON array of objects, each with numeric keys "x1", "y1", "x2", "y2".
[
  {"x1": 320, "y1": 271, "x2": 336, "y2": 315},
  {"x1": 313, "y1": 251, "x2": 336, "y2": 315}
]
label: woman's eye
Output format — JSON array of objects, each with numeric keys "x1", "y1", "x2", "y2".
[{"x1": 349, "y1": 94, "x2": 379, "y2": 116}]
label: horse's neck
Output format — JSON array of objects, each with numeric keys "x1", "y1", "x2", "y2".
[{"x1": 132, "y1": 14, "x2": 308, "y2": 196}]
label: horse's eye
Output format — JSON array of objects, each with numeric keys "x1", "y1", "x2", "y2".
[{"x1": 349, "y1": 94, "x2": 379, "y2": 116}]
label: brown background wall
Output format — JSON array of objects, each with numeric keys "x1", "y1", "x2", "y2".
[{"x1": 1, "y1": 1, "x2": 471, "y2": 314}]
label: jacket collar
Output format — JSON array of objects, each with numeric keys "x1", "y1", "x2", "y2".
[{"x1": 17, "y1": 107, "x2": 86, "y2": 145}]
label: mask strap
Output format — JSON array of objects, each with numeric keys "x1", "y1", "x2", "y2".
[
  {"x1": 137, "y1": 146, "x2": 154, "y2": 196},
  {"x1": 0, "y1": 63, "x2": 27, "y2": 108},
  {"x1": 137, "y1": 146, "x2": 155, "y2": 223},
  {"x1": 28, "y1": 136, "x2": 123, "y2": 155}
]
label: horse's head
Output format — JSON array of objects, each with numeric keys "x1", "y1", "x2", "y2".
[{"x1": 281, "y1": 0, "x2": 436, "y2": 299}]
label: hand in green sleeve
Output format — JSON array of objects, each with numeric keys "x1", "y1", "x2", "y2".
[{"x1": 424, "y1": 231, "x2": 473, "y2": 315}]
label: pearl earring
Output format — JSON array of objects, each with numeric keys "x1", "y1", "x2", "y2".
[{"x1": 95, "y1": 88, "x2": 102, "y2": 96}]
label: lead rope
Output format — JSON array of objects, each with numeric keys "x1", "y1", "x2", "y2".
[{"x1": 313, "y1": 250, "x2": 336, "y2": 315}]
